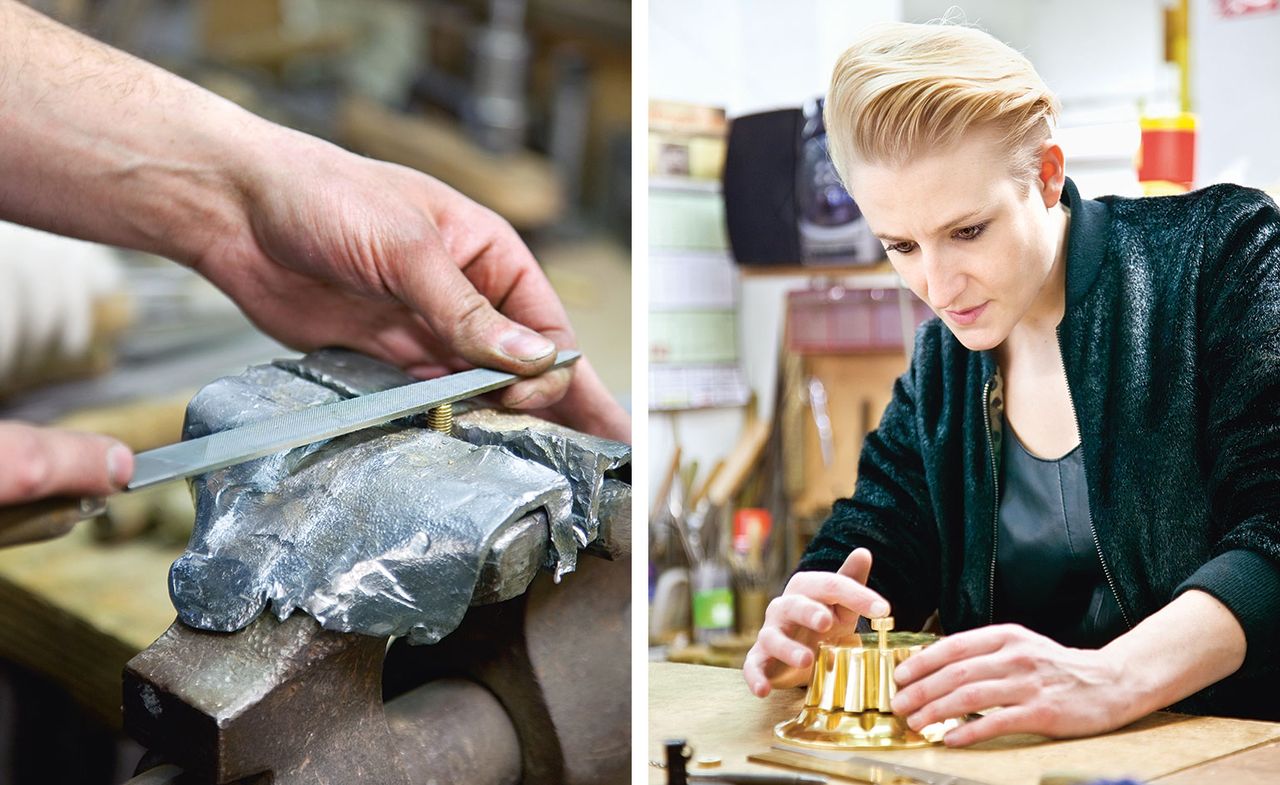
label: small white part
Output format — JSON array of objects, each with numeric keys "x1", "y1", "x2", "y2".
[{"x1": 0, "y1": 221, "x2": 123, "y2": 384}]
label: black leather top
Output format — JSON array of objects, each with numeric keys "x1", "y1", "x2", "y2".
[{"x1": 994, "y1": 418, "x2": 1126, "y2": 649}]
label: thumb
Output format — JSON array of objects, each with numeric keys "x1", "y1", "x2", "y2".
[
  {"x1": 393, "y1": 245, "x2": 557, "y2": 375},
  {"x1": 0, "y1": 423, "x2": 133, "y2": 504}
]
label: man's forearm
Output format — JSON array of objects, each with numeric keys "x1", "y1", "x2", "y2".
[
  {"x1": 1103, "y1": 588, "x2": 1246, "y2": 719},
  {"x1": 0, "y1": 1, "x2": 274, "y2": 264}
]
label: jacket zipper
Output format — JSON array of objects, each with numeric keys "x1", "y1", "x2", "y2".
[
  {"x1": 1056, "y1": 327, "x2": 1133, "y2": 630},
  {"x1": 983, "y1": 375, "x2": 1000, "y2": 625}
]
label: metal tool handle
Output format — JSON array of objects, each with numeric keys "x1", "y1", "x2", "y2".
[{"x1": 0, "y1": 496, "x2": 105, "y2": 547}]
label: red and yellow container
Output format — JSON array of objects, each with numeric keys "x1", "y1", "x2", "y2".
[{"x1": 1138, "y1": 113, "x2": 1197, "y2": 193}]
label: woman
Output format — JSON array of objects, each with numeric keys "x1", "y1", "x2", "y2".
[{"x1": 743, "y1": 21, "x2": 1280, "y2": 747}]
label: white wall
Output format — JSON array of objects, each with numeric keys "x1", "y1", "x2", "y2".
[
  {"x1": 902, "y1": 0, "x2": 1168, "y2": 110},
  {"x1": 649, "y1": 0, "x2": 901, "y2": 115},
  {"x1": 1191, "y1": 1, "x2": 1280, "y2": 189},
  {"x1": 902, "y1": 1, "x2": 1166, "y2": 199}
]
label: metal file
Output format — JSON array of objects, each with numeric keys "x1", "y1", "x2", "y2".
[
  {"x1": 0, "y1": 351, "x2": 580, "y2": 547},
  {"x1": 128, "y1": 349, "x2": 581, "y2": 489}
]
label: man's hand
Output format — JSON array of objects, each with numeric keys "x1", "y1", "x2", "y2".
[
  {"x1": 743, "y1": 548, "x2": 890, "y2": 696},
  {"x1": 0, "y1": 422, "x2": 134, "y2": 505},
  {"x1": 198, "y1": 133, "x2": 629, "y2": 442},
  {"x1": 889, "y1": 623, "x2": 1135, "y2": 747},
  {"x1": 0, "y1": 2, "x2": 630, "y2": 443}
]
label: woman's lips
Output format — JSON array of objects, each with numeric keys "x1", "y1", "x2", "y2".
[{"x1": 945, "y1": 302, "x2": 988, "y2": 326}]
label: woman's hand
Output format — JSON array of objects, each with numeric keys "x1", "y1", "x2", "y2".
[
  {"x1": 743, "y1": 548, "x2": 890, "y2": 696},
  {"x1": 890, "y1": 623, "x2": 1141, "y2": 746}
]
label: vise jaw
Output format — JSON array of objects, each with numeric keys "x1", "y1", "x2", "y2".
[{"x1": 122, "y1": 350, "x2": 631, "y2": 785}]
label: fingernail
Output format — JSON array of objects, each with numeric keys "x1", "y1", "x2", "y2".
[
  {"x1": 870, "y1": 600, "x2": 889, "y2": 617},
  {"x1": 106, "y1": 444, "x2": 132, "y2": 489},
  {"x1": 499, "y1": 329, "x2": 555, "y2": 362},
  {"x1": 894, "y1": 665, "x2": 910, "y2": 682},
  {"x1": 810, "y1": 613, "x2": 825, "y2": 628}
]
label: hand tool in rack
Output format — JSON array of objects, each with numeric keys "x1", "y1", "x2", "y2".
[{"x1": 0, "y1": 350, "x2": 580, "y2": 546}]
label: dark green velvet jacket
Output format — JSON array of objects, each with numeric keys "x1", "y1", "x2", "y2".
[{"x1": 798, "y1": 177, "x2": 1280, "y2": 720}]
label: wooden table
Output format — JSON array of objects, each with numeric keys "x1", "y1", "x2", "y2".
[
  {"x1": 649, "y1": 662, "x2": 1280, "y2": 784},
  {"x1": 0, "y1": 524, "x2": 182, "y2": 728}
]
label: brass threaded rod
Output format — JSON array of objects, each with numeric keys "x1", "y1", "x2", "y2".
[
  {"x1": 871, "y1": 615, "x2": 894, "y2": 651},
  {"x1": 427, "y1": 403, "x2": 453, "y2": 435}
]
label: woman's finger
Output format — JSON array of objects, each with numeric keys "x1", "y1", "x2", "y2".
[
  {"x1": 757, "y1": 625, "x2": 816, "y2": 671},
  {"x1": 941, "y1": 704, "x2": 1041, "y2": 747},
  {"x1": 892, "y1": 651, "x2": 1023, "y2": 716},
  {"x1": 765, "y1": 594, "x2": 835, "y2": 634},
  {"x1": 894, "y1": 624, "x2": 1022, "y2": 686},
  {"x1": 787, "y1": 570, "x2": 891, "y2": 618},
  {"x1": 906, "y1": 677, "x2": 1034, "y2": 732}
]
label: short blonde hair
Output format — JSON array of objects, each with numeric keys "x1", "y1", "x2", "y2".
[{"x1": 824, "y1": 22, "x2": 1060, "y2": 187}]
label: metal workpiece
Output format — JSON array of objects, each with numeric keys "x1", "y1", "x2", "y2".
[
  {"x1": 472, "y1": 510, "x2": 550, "y2": 606},
  {"x1": 273, "y1": 349, "x2": 420, "y2": 399},
  {"x1": 586, "y1": 478, "x2": 631, "y2": 560},
  {"x1": 172, "y1": 362, "x2": 580, "y2": 645},
  {"x1": 278, "y1": 347, "x2": 632, "y2": 550},
  {"x1": 168, "y1": 349, "x2": 630, "y2": 644},
  {"x1": 454, "y1": 408, "x2": 631, "y2": 548}
]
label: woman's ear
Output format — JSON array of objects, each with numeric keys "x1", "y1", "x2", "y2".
[{"x1": 1037, "y1": 141, "x2": 1066, "y2": 208}]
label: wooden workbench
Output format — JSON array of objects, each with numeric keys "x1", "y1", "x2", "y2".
[
  {"x1": 649, "y1": 662, "x2": 1280, "y2": 784},
  {"x1": 0, "y1": 524, "x2": 182, "y2": 728}
]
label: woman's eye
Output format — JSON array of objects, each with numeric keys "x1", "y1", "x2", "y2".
[
  {"x1": 954, "y1": 223, "x2": 987, "y2": 241},
  {"x1": 886, "y1": 241, "x2": 917, "y2": 255}
]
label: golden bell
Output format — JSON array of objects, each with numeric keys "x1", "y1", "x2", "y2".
[{"x1": 774, "y1": 617, "x2": 964, "y2": 749}]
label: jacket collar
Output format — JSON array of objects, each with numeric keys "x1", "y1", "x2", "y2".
[
  {"x1": 1061, "y1": 176, "x2": 1110, "y2": 308},
  {"x1": 977, "y1": 177, "x2": 1109, "y2": 377}
]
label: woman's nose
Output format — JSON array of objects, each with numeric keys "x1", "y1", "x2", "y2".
[{"x1": 922, "y1": 251, "x2": 965, "y2": 310}]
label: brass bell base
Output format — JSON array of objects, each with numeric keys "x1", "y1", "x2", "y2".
[
  {"x1": 773, "y1": 628, "x2": 965, "y2": 750},
  {"x1": 774, "y1": 707, "x2": 960, "y2": 750}
]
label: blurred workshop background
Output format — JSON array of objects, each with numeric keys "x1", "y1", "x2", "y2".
[
  {"x1": 646, "y1": 0, "x2": 1280, "y2": 665},
  {"x1": 0, "y1": 1, "x2": 629, "y2": 782}
]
